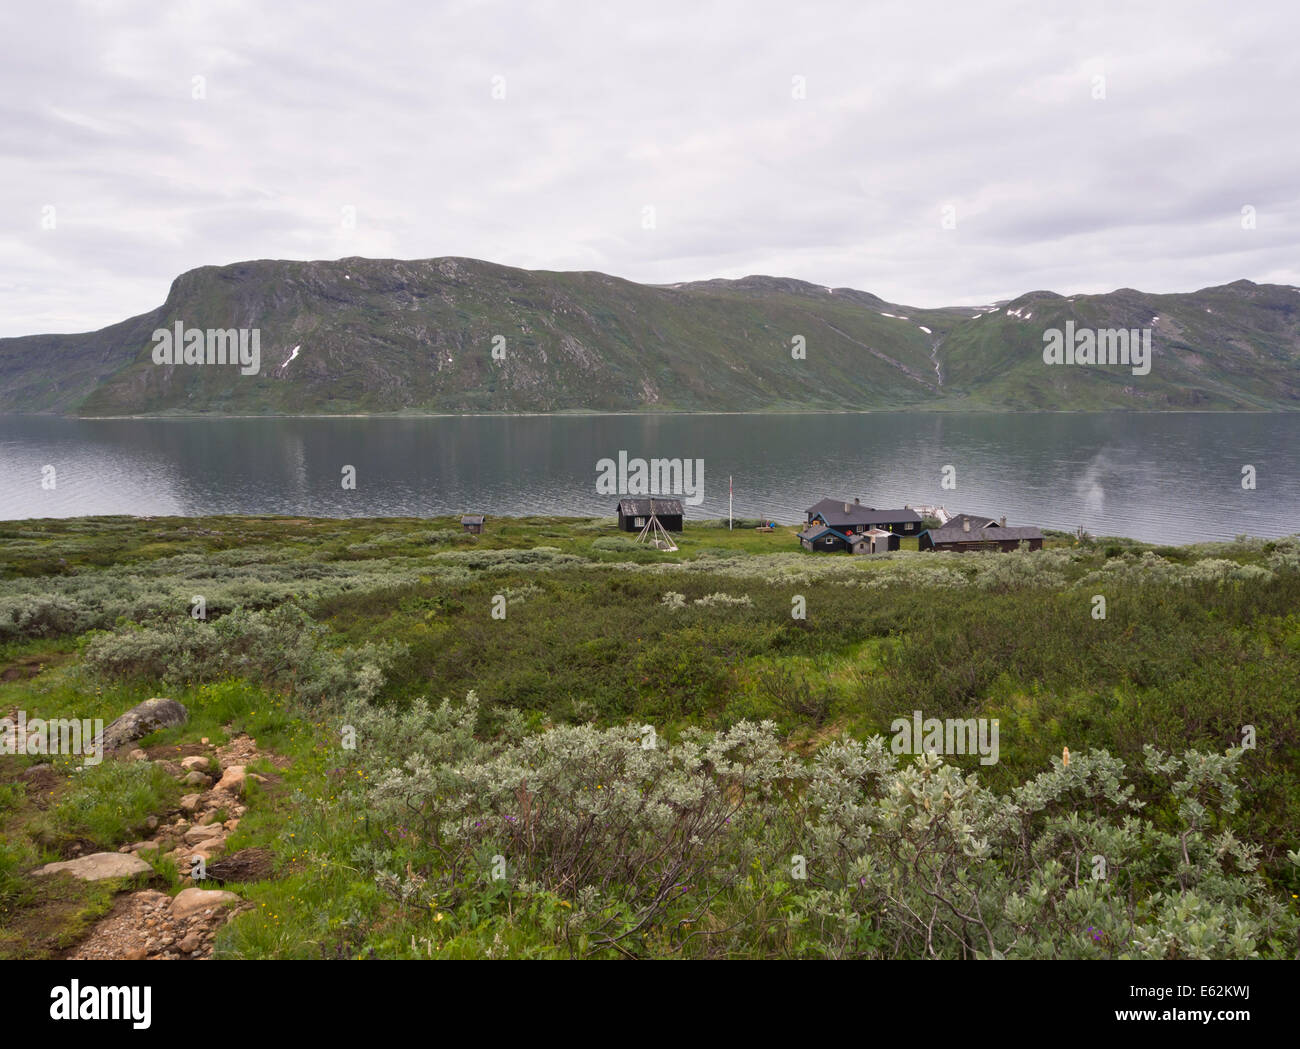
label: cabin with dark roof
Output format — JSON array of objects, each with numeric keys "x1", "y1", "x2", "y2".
[
  {"x1": 942, "y1": 513, "x2": 1000, "y2": 532},
  {"x1": 797, "y1": 523, "x2": 847, "y2": 552},
  {"x1": 805, "y1": 497, "x2": 923, "y2": 537},
  {"x1": 617, "y1": 498, "x2": 684, "y2": 532},
  {"x1": 460, "y1": 514, "x2": 485, "y2": 535},
  {"x1": 919, "y1": 515, "x2": 1043, "y2": 552}
]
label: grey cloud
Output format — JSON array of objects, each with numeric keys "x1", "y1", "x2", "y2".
[{"x1": 1, "y1": 0, "x2": 1298, "y2": 334}]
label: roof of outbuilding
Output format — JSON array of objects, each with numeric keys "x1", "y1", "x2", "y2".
[
  {"x1": 925, "y1": 524, "x2": 1044, "y2": 544},
  {"x1": 617, "y1": 498, "x2": 685, "y2": 515},
  {"x1": 460, "y1": 515, "x2": 485, "y2": 524},
  {"x1": 943, "y1": 513, "x2": 998, "y2": 531}
]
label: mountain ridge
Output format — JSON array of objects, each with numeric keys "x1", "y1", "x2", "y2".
[{"x1": 1, "y1": 257, "x2": 1297, "y2": 415}]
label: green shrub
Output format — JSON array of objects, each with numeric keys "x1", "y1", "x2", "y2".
[
  {"x1": 360, "y1": 697, "x2": 800, "y2": 954},
  {"x1": 0, "y1": 595, "x2": 95, "y2": 640},
  {"x1": 799, "y1": 741, "x2": 1299, "y2": 959},
  {"x1": 80, "y1": 604, "x2": 404, "y2": 706},
  {"x1": 591, "y1": 537, "x2": 638, "y2": 552},
  {"x1": 347, "y1": 694, "x2": 1299, "y2": 958}
]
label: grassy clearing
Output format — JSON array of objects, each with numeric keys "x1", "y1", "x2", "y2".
[{"x1": 32, "y1": 761, "x2": 179, "y2": 851}]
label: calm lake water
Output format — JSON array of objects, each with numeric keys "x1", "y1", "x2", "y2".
[{"x1": 1, "y1": 413, "x2": 1297, "y2": 544}]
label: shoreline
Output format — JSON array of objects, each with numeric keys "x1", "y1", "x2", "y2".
[
  {"x1": 1, "y1": 407, "x2": 1294, "y2": 421},
  {"x1": 1, "y1": 511, "x2": 1295, "y2": 549}
]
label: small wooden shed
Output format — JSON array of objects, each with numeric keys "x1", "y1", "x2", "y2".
[
  {"x1": 460, "y1": 514, "x2": 485, "y2": 535},
  {"x1": 852, "y1": 527, "x2": 900, "y2": 554},
  {"x1": 617, "y1": 498, "x2": 684, "y2": 532}
]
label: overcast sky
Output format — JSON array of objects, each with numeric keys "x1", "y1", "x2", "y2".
[{"x1": 2, "y1": 0, "x2": 1298, "y2": 336}]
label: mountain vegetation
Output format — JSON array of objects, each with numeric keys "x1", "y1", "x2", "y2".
[{"x1": 2, "y1": 259, "x2": 1298, "y2": 414}]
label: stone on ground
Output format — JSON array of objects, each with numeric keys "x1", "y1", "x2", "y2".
[
  {"x1": 215, "y1": 765, "x2": 246, "y2": 795},
  {"x1": 170, "y1": 887, "x2": 242, "y2": 919},
  {"x1": 34, "y1": 852, "x2": 152, "y2": 881},
  {"x1": 102, "y1": 698, "x2": 188, "y2": 752},
  {"x1": 183, "y1": 824, "x2": 225, "y2": 844}
]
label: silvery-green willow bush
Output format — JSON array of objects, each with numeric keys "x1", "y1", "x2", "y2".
[
  {"x1": 353, "y1": 692, "x2": 804, "y2": 957},
  {"x1": 81, "y1": 604, "x2": 402, "y2": 706},
  {"x1": 0, "y1": 553, "x2": 424, "y2": 641},
  {"x1": 345, "y1": 693, "x2": 1299, "y2": 959},
  {"x1": 1076, "y1": 551, "x2": 1276, "y2": 588},
  {"x1": 799, "y1": 740, "x2": 1297, "y2": 959},
  {"x1": 5, "y1": 533, "x2": 1297, "y2": 644}
]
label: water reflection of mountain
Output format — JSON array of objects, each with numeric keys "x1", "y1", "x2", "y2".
[{"x1": 0, "y1": 413, "x2": 1295, "y2": 544}]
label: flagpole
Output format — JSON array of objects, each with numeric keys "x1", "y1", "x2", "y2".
[{"x1": 729, "y1": 475, "x2": 733, "y2": 531}]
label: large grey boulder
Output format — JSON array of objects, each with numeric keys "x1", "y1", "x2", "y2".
[
  {"x1": 34, "y1": 852, "x2": 152, "y2": 881},
  {"x1": 102, "y1": 698, "x2": 189, "y2": 752}
]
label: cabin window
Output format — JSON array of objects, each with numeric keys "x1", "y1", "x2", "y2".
[{"x1": 634, "y1": 517, "x2": 645, "y2": 527}]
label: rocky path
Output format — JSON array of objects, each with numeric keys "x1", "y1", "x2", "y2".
[
  {"x1": 67, "y1": 887, "x2": 250, "y2": 960},
  {"x1": 61, "y1": 731, "x2": 283, "y2": 961}
]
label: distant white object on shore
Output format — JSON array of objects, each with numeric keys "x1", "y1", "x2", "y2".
[{"x1": 906, "y1": 504, "x2": 951, "y2": 524}]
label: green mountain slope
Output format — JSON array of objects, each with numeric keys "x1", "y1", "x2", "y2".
[
  {"x1": 937, "y1": 281, "x2": 1300, "y2": 410},
  {"x1": 1, "y1": 257, "x2": 1297, "y2": 414}
]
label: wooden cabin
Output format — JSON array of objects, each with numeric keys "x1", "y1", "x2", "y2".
[
  {"x1": 804, "y1": 497, "x2": 922, "y2": 536},
  {"x1": 918, "y1": 516, "x2": 1043, "y2": 552},
  {"x1": 798, "y1": 523, "x2": 849, "y2": 552},
  {"x1": 460, "y1": 514, "x2": 485, "y2": 535},
  {"x1": 617, "y1": 498, "x2": 684, "y2": 532},
  {"x1": 942, "y1": 513, "x2": 1000, "y2": 532}
]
